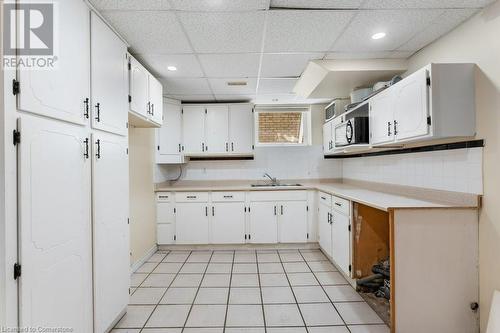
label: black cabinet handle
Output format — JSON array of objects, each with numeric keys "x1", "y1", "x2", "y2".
[
  {"x1": 387, "y1": 122, "x2": 392, "y2": 136},
  {"x1": 335, "y1": 202, "x2": 342, "y2": 207},
  {"x1": 151, "y1": 103, "x2": 154, "y2": 116},
  {"x1": 231, "y1": 142, "x2": 234, "y2": 151},
  {"x1": 187, "y1": 196, "x2": 197, "y2": 199},
  {"x1": 95, "y1": 103, "x2": 101, "y2": 122},
  {"x1": 147, "y1": 102, "x2": 151, "y2": 115},
  {"x1": 205, "y1": 206, "x2": 208, "y2": 216},
  {"x1": 95, "y1": 139, "x2": 101, "y2": 159},
  {"x1": 202, "y1": 143, "x2": 205, "y2": 151},
  {"x1": 178, "y1": 144, "x2": 181, "y2": 153},
  {"x1": 394, "y1": 120, "x2": 398, "y2": 136},
  {"x1": 212, "y1": 206, "x2": 215, "y2": 216},
  {"x1": 274, "y1": 206, "x2": 277, "y2": 215},
  {"x1": 226, "y1": 142, "x2": 229, "y2": 152},
  {"x1": 83, "y1": 98, "x2": 89, "y2": 119},
  {"x1": 83, "y1": 138, "x2": 89, "y2": 159},
  {"x1": 281, "y1": 205, "x2": 283, "y2": 215},
  {"x1": 223, "y1": 195, "x2": 233, "y2": 199}
]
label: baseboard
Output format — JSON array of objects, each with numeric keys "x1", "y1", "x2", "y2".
[
  {"x1": 104, "y1": 307, "x2": 127, "y2": 333},
  {"x1": 130, "y1": 244, "x2": 158, "y2": 274}
]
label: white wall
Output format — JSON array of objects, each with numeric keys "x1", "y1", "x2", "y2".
[{"x1": 343, "y1": 147, "x2": 483, "y2": 194}]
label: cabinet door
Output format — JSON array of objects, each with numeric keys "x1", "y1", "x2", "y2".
[
  {"x1": 92, "y1": 132, "x2": 129, "y2": 333},
  {"x1": 332, "y1": 211, "x2": 351, "y2": 277},
  {"x1": 17, "y1": 0, "x2": 90, "y2": 125},
  {"x1": 318, "y1": 204, "x2": 332, "y2": 257},
  {"x1": 157, "y1": 101, "x2": 183, "y2": 162},
  {"x1": 229, "y1": 104, "x2": 254, "y2": 154},
  {"x1": 149, "y1": 76, "x2": 164, "y2": 125},
  {"x1": 129, "y1": 56, "x2": 149, "y2": 118},
  {"x1": 18, "y1": 116, "x2": 93, "y2": 332},
  {"x1": 158, "y1": 224, "x2": 175, "y2": 245},
  {"x1": 279, "y1": 201, "x2": 308, "y2": 243},
  {"x1": 182, "y1": 105, "x2": 206, "y2": 154},
  {"x1": 211, "y1": 202, "x2": 246, "y2": 244},
  {"x1": 249, "y1": 202, "x2": 278, "y2": 243},
  {"x1": 323, "y1": 122, "x2": 333, "y2": 153},
  {"x1": 176, "y1": 203, "x2": 209, "y2": 244},
  {"x1": 393, "y1": 68, "x2": 430, "y2": 141},
  {"x1": 370, "y1": 89, "x2": 394, "y2": 145},
  {"x1": 205, "y1": 105, "x2": 229, "y2": 153}
]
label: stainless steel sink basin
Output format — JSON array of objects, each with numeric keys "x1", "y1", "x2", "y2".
[{"x1": 251, "y1": 184, "x2": 302, "y2": 187}]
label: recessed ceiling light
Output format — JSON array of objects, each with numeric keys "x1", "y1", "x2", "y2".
[
  {"x1": 372, "y1": 32, "x2": 386, "y2": 40},
  {"x1": 227, "y1": 81, "x2": 247, "y2": 86},
  {"x1": 167, "y1": 66, "x2": 177, "y2": 71}
]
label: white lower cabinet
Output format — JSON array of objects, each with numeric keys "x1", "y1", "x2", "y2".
[
  {"x1": 157, "y1": 193, "x2": 175, "y2": 244},
  {"x1": 331, "y1": 211, "x2": 351, "y2": 276},
  {"x1": 211, "y1": 202, "x2": 246, "y2": 244},
  {"x1": 176, "y1": 202, "x2": 209, "y2": 244},
  {"x1": 318, "y1": 193, "x2": 333, "y2": 256},
  {"x1": 279, "y1": 201, "x2": 308, "y2": 243},
  {"x1": 249, "y1": 201, "x2": 279, "y2": 244}
]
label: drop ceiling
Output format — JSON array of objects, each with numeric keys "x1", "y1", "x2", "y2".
[{"x1": 89, "y1": 0, "x2": 494, "y2": 104}]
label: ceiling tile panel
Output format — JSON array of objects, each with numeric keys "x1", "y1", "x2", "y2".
[
  {"x1": 331, "y1": 9, "x2": 444, "y2": 52},
  {"x1": 270, "y1": 0, "x2": 364, "y2": 9},
  {"x1": 325, "y1": 51, "x2": 414, "y2": 59},
  {"x1": 166, "y1": 94, "x2": 216, "y2": 102},
  {"x1": 199, "y1": 54, "x2": 261, "y2": 77},
  {"x1": 171, "y1": 0, "x2": 270, "y2": 11},
  {"x1": 209, "y1": 78, "x2": 258, "y2": 95},
  {"x1": 103, "y1": 11, "x2": 192, "y2": 54},
  {"x1": 89, "y1": 0, "x2": 171, "y2": 10},
  {"x1": 161, "y1": 78, "x2": 212, "y2": 95},
  {"x1": 397, "y1": 9, "x2": 477, "y2": 51},
  {"x1": 362, "y1": 0, "x2": 495, "y2": 9},
  {"x1": 134, "y1": 54, "x2": 204, "y2": 78},
  {"x1": 257, "y1": 78, "x2": 298, "y2": 94},
  {"x1": 264, "y1": 10, "x2": 355, "y2": 52},
  {"x1": 260, "y1": 53, "x2": 325, "y2": 77},
  {"x1": 214, "y1": 94, "x2": 256, "y2": 102},
  {"x1": 179, "y1": 12, "x2": 266, "y2": 53}
]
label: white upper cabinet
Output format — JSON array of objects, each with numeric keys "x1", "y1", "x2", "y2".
[
  {"x1": 229, "y1": 104, "x2": 254, "y2": 155},
  {"x1": 392, "y1": 68, "x2": 430, "y2": 141},
  {"x1": 129, "y1": 56, "x2": 149, "y2": 119},
  {"x1": 17, "y1": 0, "x2": 90, "y2": 125},
  {"x1": 128, "y1": 55, "x2": 163, "y2": 127},
  {"x1": 156, "y1": 99, "x2": 185, "y2": 164},
  {"x1": 370, "y1": 88, "x2": 395, "y2": 145},
  {"x1": 90, "y1": 12, "x2": 128, "y2": 136},
  {"x1": 205, "y1": 105, "x2": 229, "y2": 154},
  {"x1": 182, "y1": 105, "x2": 206, "y2": 154}
]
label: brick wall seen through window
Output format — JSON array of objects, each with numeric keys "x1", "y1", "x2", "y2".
[{"x1": 258, "y1": 112, "x2": 303, "y2": 144}]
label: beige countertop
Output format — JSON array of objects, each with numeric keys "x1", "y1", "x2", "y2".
[{"x1": 155, "y1": 179, "x2": 480, "y2": 212}]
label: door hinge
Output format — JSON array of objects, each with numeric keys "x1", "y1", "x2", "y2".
[
  {"x1": 128, "y1": 95, "x2": 132, "y2": 103},
  {"x1": 348, "y1": 225, "x2": 351, "y2": 232},
  {"x1": 126, "y1": 122, "x2": 129, "y2": 129},
  {"x1": 128, "y1": 62, "x2": 131, "y2": 70},
  {"x1": 13, "y1": 130, "x2": 21, "y2": 145},
  {"x1": 427, "y1": 116, "x2": 432, "y2": 126},
  {"x1": 12, "y1": 79, "x2": 20, "y2": 95},
  {"x1": 205, "y1": 109, "x2": 207, "y2": 114},
  {"x1": 13, "y1": 263, "x2": 21, "y2": 280},
  {"x1": 129, "y1": 288, "x2": 131, "y2": 295},
  {"x1": 174, "y1": 208, "x2": 176, "y2": 214},
  {"x1": 127, "y1": 218, "x2": 130, "y2": 225},
  {"x1": 349, "y1": 265, "x2": 352, "y2": 272},
  {"x1": 126, "y1": 148, "x2": 129, "y2": 155},
  {"x1": 245, "y1": 234, "x2": 247, "y2": 240},
  {"x1": 252, "y1": 145, "x2": 255, "y2": 150},
  {"x1": 426, "y1": 77, "x2": 431, "y2": 86},
  {"x1": 307, "y1": 233, "x2": 309, "y2": 239},
  {"x1": 248, "y1": 207, "x2": 251, "y2": 213},
  {"x1": 181, "y1": 109, "x2": 183, "y2": 114},
  {"x1": 248, "y1": 234, "x2": 251, "y2": 240},
  {"x1": 306, "y1": 206, "x2": 309, "y2": 212},
  {"x1": 157, "y1": 145, "x2": 160, "y2": 151},
  {"x1": 244, "y1": 207, "x2": 247, "y2": 213},
  {"x1": 174, "y1": 235, "x2": 176, "y2": 241}
]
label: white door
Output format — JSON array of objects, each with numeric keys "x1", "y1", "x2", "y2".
[
  {"x1": 205, "y1": 105, "x2": 229, "y2": 153},
  {"x1": 249, "y1": 202, "x2": 278, "y2": 243},
  {"x1": 91, "y1": 13, "x2": 128, "y2": 136},
  {"x1": 92, "y1": 132, "x2": 129, "y2": 333},
  {"x1": 370, "y1": 88, "x2": 395, "y2": 145},
  {"x1": 323, "y1": 122, "x2": 333, "y2": 153},
  {"x1": 176, "y1": 203, "x2": 209, "y2": 244},
  {"x1": 149, "y1": 76, "x2": 164, "y2": 125},
  {"x1": 332, "y1": 211, "x2": 351, "y2": 276},
  {"x1": 318, "y1": 204, "x2": 332, "y2": 256},
  {"x1": 229, "y1": 104, "x2": 254, "y2": 154},
  {"x1": 129, "y1": 56, "x2": 149, "y2": 118},
  {"x1": 18, "y1": 116, "x2": 93, "y2": 332},
  {"x1": 157, "y1": 100, "x2": 183, "y2": 158},
  {"x1": 279, "y1": 201, "x2": 308, "y2": 243},
  {"x1": 393, "y1": 68, "x2": 430, "y2": 141},
  {"x1": 182, "y1": 105, "x2": 206, "y2": 154},
  {"x1": 17, "y1": 0, "x2": 90, "y2": 125},
  {"x1": 211, "y1": 202, "x2": 245, "y2": 244}
]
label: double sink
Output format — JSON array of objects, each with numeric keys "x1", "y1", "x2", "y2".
[{"x1": 251, "y1": 183, "x2": 302, "y2": 188}]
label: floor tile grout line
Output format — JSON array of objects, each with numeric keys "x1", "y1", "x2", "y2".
[
  {"x1": 298, "y1": 249, "x2": 352, "y2": 332},
  {"x1": 180, "y1": 250, "x2": 215, "y2": 332},
  {"x1": 277, "y1": 250, "x2": 310, "y2": 332},
  {"x1": 133, "y1": 250, "x2": 170, "y2": 291},
  {"x1": 222, "y1": 250, "x2": 235, "y2": 333},
  {"x1": 139, "y1": 250, "x2": 192, "y2": 333},
  {"x1": 255, "y1": 250, "x2": 268, "y2": 333}
]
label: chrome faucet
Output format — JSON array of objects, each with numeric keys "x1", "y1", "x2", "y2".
[{"x1": 263, "y1": 172, "x2": 279, "y2": 185}]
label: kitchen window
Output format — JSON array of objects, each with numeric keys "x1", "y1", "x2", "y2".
[{"x1": 254, "y1": 106, "x2": 312, "y2": 147}]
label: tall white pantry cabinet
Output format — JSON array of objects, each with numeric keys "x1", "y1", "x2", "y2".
[{"x1": 13, "y1": 2, "x2": 130, "y2": 332}]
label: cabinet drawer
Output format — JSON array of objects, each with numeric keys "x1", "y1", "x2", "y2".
[
  {"x1": 157, "y1": 192, "x2": 171, "y2": 202},
  {"x1": 332, "y1": 196, "x2": 350, "y2": 215},
  {"x1": 249, "y1": 191, "x2": 307, "y2": 202},
  {"x1": 176, "y1": 192, "x2": 209, "y2": 203},
  {"x1": 318, "y1": 192, "x2": 332, "y2": 207},
  {"x1": 211, "y1": 192, "x2": 245, "y2": 202}
]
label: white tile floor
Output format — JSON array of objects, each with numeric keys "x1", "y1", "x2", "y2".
[{"x1": 112, "y1": 249, "x2": 389, "y2": 333}]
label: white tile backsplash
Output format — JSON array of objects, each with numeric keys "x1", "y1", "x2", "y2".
[
  {"x1": 156, "y1": 145, "x2": 342, "y2": 183},
  {"x1": 342, "y1": 147, "x2": 483, "y2": 194}
]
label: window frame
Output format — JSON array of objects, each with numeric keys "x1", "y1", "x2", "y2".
[{"x1": 253, "y1": 106, "x2": 312, "y2": 147}]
